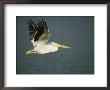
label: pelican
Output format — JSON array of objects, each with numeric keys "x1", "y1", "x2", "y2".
[{"x1": 25, "y1": 19, "x2": 71, "y2": 55}]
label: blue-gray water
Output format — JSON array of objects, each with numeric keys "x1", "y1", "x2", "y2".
[{"x1": 16, "y1": 16, "x2": 94, "y2": 74}]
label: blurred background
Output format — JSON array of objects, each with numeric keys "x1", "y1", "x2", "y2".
[{"x1": 16, "y1": 16, "x2": 94, "y2": 74}]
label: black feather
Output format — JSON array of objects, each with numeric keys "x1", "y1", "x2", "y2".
[{"x1": 27, "y1": 19, "x2": 48, "y2": 42}]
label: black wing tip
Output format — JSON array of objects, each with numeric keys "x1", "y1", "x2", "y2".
[
  {"x1": 27, "y1": 19, "x2": 34, "y2": 24},
  {"x1": 27, "y1": 18, "x2": 48, "y2": 29},
  {"x1": 38, "y1": 19, "x2": 47, "y2": 28},
  {"x1": 27, "y1": 18, "x2": 46, "y2": 23},
  {"x1": 27, "y1": 18, "x2": 48, "y2": 42}
]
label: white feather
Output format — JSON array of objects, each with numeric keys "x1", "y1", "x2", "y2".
[{"x1": 32, "y1": 42, "x2": 58, "y2": 54}]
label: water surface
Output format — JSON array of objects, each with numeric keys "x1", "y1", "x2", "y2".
[{"x1": 16, "y1": 16, "x2": 94, "y2": 74}]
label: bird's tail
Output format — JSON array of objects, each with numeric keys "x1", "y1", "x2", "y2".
[{"x1": 56, "y1": 43, "x2": 71, "y2": 48}]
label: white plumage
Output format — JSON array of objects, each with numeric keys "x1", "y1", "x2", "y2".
[{"x1": 25, "y1": 19, "x2": 70, "y2": 55}]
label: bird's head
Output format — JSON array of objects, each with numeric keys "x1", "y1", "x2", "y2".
[{"x1": 50, "y1": 42, "x2": 71, "y2": 48}]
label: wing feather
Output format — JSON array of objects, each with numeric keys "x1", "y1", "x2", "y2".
[
  {"x1": 27, "y1": 19, "x2": 50, "y2": 47},
  {"x1": 27, "y1": 19, "x2": 37, "y2": 40}
]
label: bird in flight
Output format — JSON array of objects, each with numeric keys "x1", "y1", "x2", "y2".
[{"x1": 25, "y1": 19, "x2": 71, "y2": 55}]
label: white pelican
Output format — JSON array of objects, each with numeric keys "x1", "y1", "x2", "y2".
[{"x1": 25, "y1": 19, "x2": 71, "y2": 55}]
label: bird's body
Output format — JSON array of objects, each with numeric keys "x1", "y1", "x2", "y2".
[
  {"x1": 25, "y1": 19, "x2": 70, "y2": 55},
  {"x1": 32, "y1": 42, "x2": 58, "y2": 54}
]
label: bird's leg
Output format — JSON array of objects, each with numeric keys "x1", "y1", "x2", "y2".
[
  {"x1": 25, "y1": 49, "x2": 34, "y2": 56},
  {"x1": 25, "y1": 48, "x2": 36, "y2": 56}
]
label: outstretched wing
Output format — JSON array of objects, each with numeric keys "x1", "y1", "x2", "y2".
[
  {"x1": 27, "y1": 19, "x2": 50, "y2": 47},
  {"x1": 27, "y1": 19, "x2": 37, "y2": 40}
]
